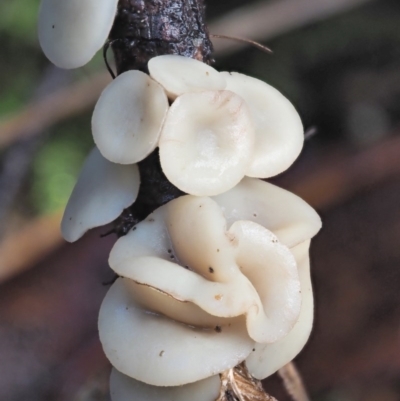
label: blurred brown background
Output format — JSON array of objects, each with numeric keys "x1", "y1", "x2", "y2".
[{"x1": 1, "y1": 0, "x2": 400, "y2": 400}]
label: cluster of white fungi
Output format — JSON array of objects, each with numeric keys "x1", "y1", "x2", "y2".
[{"x1": 38, "y1": 0, "x2": 322, "y2": 400}]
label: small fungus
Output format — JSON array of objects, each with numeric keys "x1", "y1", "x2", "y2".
[
  {"x1": 38, "y1": 0, "x2": 119, "y2": 68},
  {"x1": 92, "y1": 70, "x2": 169, "y2": 164}
]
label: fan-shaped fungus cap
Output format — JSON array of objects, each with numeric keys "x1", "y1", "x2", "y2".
[
  {"x1": 38, "y1": 0, "x2": 118, "y2": 69},
  {"x1": 148, "y1": 55, "x2": 227, "y2": 99},
  {"x1": 159, "y1": 90, "x2": 255, "y2": 196},
  {"x1": 61, "y1": 147, "x2": 140, "y2": 242},
  {"x1": 110, "y1": 369, "x2": 220, "y2": 401},
  {"x1": 92, "y1": 70, "x2": 169, "y2": 164},
  {"x1": 221, "y1": 72, "x2": 304, "y2": 178}
]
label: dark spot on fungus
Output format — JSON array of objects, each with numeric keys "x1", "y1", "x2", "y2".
[
  {"x1": 209, "y1": 267, "x2": 214, "y2": 273},
  {"x1": 148, "y1": 218, "x2": 154, "y2": 222},
  {"x1": 184, "y1": 265, "x2": 189, "y2": 269},
  {"x1": 206, "y1": 71, "x2": 209, "y2": 75},
  {"x1": 253, "y1": 348, "x2": 255, "y2": 352},
  {"x1": 170, "y1": 255, "x2": 175, "y2": 259},
  {"x1": 159, "y1": 350, "x2": 164, "y2": 357},
  {"x1": 253, "y1": 213, "x2": 257, "y2": 217},
  {"x1": 168, "y1": 249, "x2": 172, "y2": 253},
  {"x1": 215, "y1": 326, "x2": 222, "y2": 333},
  {"x1": 52, "y1": 25, "x2": 55, "y2": 29},
  {"x1": 217, "y1": 249, "x2": 220, "y2": 252}
]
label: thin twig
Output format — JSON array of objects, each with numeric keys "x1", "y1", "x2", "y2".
[
  {"x1": 278, "y1": 362, "x2": 310, "y2": 401},
  {"x1": 209, "y1": 0, "x2": 375, "y2": 56}
]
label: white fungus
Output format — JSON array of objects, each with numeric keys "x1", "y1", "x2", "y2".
[
  {"x1": 148, "y1": 55, "x2": 227, "y2": 99},
  {"x1": 110, "y1": 369, "x2": 221, "y2": 401},
  {"x1": 159, "y1": 90, "x2": 255, "y2": 196},
  {"x1": 99, "y1": 193, "x2": 311, "y2": 385},
  {"x1": 38, "y1": 0, "x2": 119, "y2": 69},
  {"x1": 246, "y1": 240, "x2": 314, "y2": 379},
  {"x1": 61, "y1": 147, "x2": 140, "y2": 242},
  {"x1": 99, "y1": 279, "x2": 254, "y2": 386},
  {"x1": 92, "y1": 70, "x2": 169, "y2": 164},
  {"x1": 221, "y1": 72, "x2": 304, "y2": 178},
  {"x1": 213, "y1": 177, "x2": 322, "y2": 248}
]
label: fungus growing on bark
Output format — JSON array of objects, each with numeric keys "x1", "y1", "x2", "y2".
[
  {"x1": 99, "y1": 191, "x2": 320, "y2": 388},
  {"x1": 92, "y1": 70, "x2": 169, "y2": 164},
  {"x1": 38, "y1": 0, "x2": 118, "y2": 68},
  {"x1": 61, "y1": 147, "x2": 140, "y2": 242},
  {"x1": 38, "y1": 1, "x2": 322, "y2": 399}
]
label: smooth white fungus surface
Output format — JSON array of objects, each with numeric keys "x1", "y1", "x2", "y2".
[
  {"x1": 213, "y1": 177, "x2": 322, "y2": 248},
  {"x1": 38, "y1": 0, "x2": 118, "y2": 69},
  {"x1": 99, "y1": 279, "x2": 254, "y2": 386},
  {"x1": 61, "y1": 148, "x2": 140, "y2": 242},
  {"x1": 159, "y1": 91, "x2": 255, "y2": 196},
  {"x1": 100, "y1": 194, "x2": 307, "y2": 385},
  {"x1": 221, "y1": 72, "x2": 304, "y2": 178},
  {"x1": 148, "y1": 55, "x2": 227, "y2": 99},
  {"x1": 110, "y1": 369, "x2": 221, "y2": 401},
  {"x1": 92, "y1": 70, "x2": 169, "y2": 164},
  {"x1": 246, "y1": 240, "x2": 313, "y2": 379}
]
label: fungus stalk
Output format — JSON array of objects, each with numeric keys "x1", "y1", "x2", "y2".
[{"x1": 38, "y1": 1, "x2": 322, "y2": 400}]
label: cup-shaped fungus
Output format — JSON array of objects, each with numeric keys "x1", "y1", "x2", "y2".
[
  {"x1": 221, "y1": 72, "x2": 304, "y2": 178},
  {"x1": 148, "y1": 55, "x2": 227, "y2": 100},
  {"x1": 61, "y1": 147, "x2": 140, "y2": 242},
  {"x1": 159, "y1": 90, "x2": 255, "y2": 196},
  {"x1": 38, "y1": 0, "x2": 118, "y2": 69},
  {"x1": 99, "y1": 185, "x2": 321, "y2": 392},
  {"x1": 92, "y1": 70, "x2": 169, "y2": 164}
]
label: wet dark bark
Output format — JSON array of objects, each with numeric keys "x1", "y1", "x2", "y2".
[
  {"x1": 108, "y1": 0, "x2": 213, "y2": 236},
  {"x1": 109, "y1": 0, "x2": 213, "y2": 74}
]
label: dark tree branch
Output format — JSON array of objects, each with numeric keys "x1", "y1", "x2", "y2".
[{"x1": 109, "y1": 0, "x2": 213, "y2": 74}]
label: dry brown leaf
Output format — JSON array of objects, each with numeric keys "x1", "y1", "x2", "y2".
[{"x1": 216, "y1": 362, "x2": 278, "y2": 401}]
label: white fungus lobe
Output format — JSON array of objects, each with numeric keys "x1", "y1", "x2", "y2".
[
  {"x1": 212, "y1": 177, "x2": 322, "y2": 248},
  {"x1": 159, "y1": 90, "x2": 255, "y2": 196},
  {"x1": 148, "y1": 55, "x2": 227, "y2": 99},
  {"x1": 61, "y1": 148, "x2": 140, "y2": 242},
  {"x1": 221, "y1": 72, "x2": 304, "y2": 178},
  {"x1": 246, "y1": 240, "x2": 313, "y2": 379},
  {"x1": 92, "y1": 70, "x2": 169, "y2": 164},
  {"x1": 38, "y1": 0, "x2": 119, "y2": 69}
]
